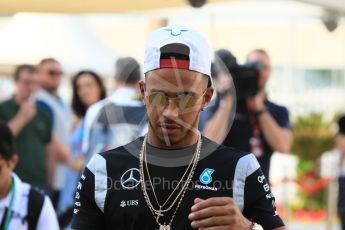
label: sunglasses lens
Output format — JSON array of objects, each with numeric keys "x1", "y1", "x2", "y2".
[
  {"x1": 147, "y1": 92, "x2": 201, "y2": 110},
  {"x1": 48, "y1": 70, "x2": 63, "y2": 77},
  {"x1": 147, "y1": 92, "x2": 167, "y2": 107},
  {"x1": 177, "y1": 94, "x2": 196, "y2": 110}
]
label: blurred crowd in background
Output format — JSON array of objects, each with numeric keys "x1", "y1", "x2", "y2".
[
  {"x1": 0, "y1": 46, "x2": 344, "y2": 229},
  {"x1": 0, "y1": 1, "x2": 345, "y2": 230}
]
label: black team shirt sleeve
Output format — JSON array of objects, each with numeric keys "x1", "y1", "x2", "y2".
[
  {"x1": 71, "y1": 167, "x2": 105, "y2": 230},
  {"x1": 242, "y1": 166, "x2": 285, "y2": 230}
]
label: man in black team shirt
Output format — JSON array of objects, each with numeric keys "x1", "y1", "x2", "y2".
[{"x1": 71, "y1": 25, "x2": 286, "y2": 230}]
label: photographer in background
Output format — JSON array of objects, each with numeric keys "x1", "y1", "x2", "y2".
[{"x1": 203, "y1": 49, "x2": 292, "y2": 180}]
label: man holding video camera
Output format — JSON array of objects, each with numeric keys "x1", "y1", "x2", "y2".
[{"x1": 204, "y1": 49, "x2": 292, "y2": 180}]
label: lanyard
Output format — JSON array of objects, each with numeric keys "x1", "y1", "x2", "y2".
[
  {"x1": 247, "y1": 107, "x2": 261, "y2": 137},
  {"x1": 0, "y1": 176, "x2": 15, "y2": 230},
  {"x1": 247, "y1": 107, "x2": 265, "y2": 158}
]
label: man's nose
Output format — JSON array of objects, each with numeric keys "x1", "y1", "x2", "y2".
[{"x1": 162, "y1": 98, "x2": 179, "y2": 120}]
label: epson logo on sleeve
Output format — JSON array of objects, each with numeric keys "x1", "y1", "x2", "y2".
[
  {"x1": 263, "y1": 183, "x2": 270, "y2": 192},
  {"x1": 257, "y1": 175, "x2": 265, "y2": 184},
  {"x1": 77, "y1": 182, "x2": 82, "y2": 190}
]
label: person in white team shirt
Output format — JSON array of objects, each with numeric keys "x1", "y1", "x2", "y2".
[
  {"x1": 81, "y1": 57, "x2": 147, "y2": 164},
  {"x1": 0, "y1": 122, "x2": 59, "y2": 230}
]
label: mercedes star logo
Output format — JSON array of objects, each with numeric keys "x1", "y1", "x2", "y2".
[{"x1": 121, "y1": 168, "x2": 140, "y2": 189}]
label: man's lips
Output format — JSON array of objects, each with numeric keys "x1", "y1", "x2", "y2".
[{"x1": 158, "y1": 123, "x2": 181, "y2": 129}]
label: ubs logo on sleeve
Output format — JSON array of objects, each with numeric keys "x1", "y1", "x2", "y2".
[{"x1": 120, "y1": 200, "x2": 139, "y2": 208}]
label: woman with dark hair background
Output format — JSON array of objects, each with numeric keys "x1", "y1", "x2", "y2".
[{"x1": 58, "y1": 70, "x2": 106, "y2": 229}]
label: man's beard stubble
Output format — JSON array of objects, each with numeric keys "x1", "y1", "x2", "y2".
[{"x1": 147, "y1": 114, "x2": 200, "y2": 148}]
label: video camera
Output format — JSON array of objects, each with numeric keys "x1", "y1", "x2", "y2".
[{"x1": 213, "y1": 49, "x2": 261, "y2": 101}]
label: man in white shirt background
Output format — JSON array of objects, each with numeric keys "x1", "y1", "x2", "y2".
[
  {"x1": 36, "y1": 58, "x2": 72, "y2": 208},
  {"x1": 81, "y1": 57, "x2": 147, "y2": 164}
]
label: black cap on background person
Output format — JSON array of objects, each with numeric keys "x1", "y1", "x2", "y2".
[
  {"x1": 0, "y1": 121, "x2": 16, "y2": 160},
  {"x1": 0, "y1": 121, "x2": 19, "y2": 198}
]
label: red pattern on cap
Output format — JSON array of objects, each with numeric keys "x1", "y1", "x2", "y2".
[{"x1": 159, "y1": 59, "x2": 189, "y2": 69}]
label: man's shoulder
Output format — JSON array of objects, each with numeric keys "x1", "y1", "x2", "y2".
[
  {"x1": 0, "y1": 98, "x2": 15, "y2": 108},
  {"x1": 36, "y1": 100, "x2": 53, "y2": 112},
  {"x1": 36, "y1": 103, "x2": 53, "y2": 120},
  {"x1": 266, "y1": 100, "x2": 288, "y2": 112},
  {"x1": 202, "y1": 136, "x2": 253, "y2": 163},
  {"x1": 88, "y1": 98, "x2": 146, "y2": 131},
  {"x1": 84, "y1": 99, "x2": 105, "y2": 124},
  {"x1": 88, "y1": 98, "x2": 108, "y2": 114},
  {"x1": 0, "y1": 98, "x2": 16, "y2": 120},
  {"x1": 218, "y1": 145, "x2": 257, "y2": 170},
  {"x1": 13, "y1": 173, "x2": 45, "y2": 201},
  {"x1": 86, "y1": 96, "x2": 145, "y2": 121},
  {"x1": 37, "y1": 90, "x2": 69, "y2": 110},
  {"x1": 84, "y1": 98, "x2": 114, "y2": 129},
  {"x1": 265, "y1": 99, "x2": 291, "y2": 128},
  {"x1": 36, "y1": 90, "x2": 55, "y2": 106},
  {"x1": 90, "y1": 137, "x2": 142, "y2": 163},
  {"x1": 90, "y1": 91, "x2": 145, "y2": 111}
]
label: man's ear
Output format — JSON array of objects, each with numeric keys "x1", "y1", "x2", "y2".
[
  {"x1": 139, "y1": 81, "x2": 146, "y2": 104},
  {"x1": 202, "y1": 87, "x2": 214, "y2": 109},
  {"x1": 8, "y1": 154, "x2": 18, "y2": 170}
]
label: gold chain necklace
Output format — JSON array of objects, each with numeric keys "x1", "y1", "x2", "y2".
[
  {"x1": 139, "y1": 133, "x2": 202, "y2": 230},
  {"x1": 143, "y1": 135, "x2": 199, "y2": 212}
]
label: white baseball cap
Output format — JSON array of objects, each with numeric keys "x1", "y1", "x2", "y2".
[{"x1": 143, "y1": 25, "x2": 212, "y2": 83}]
